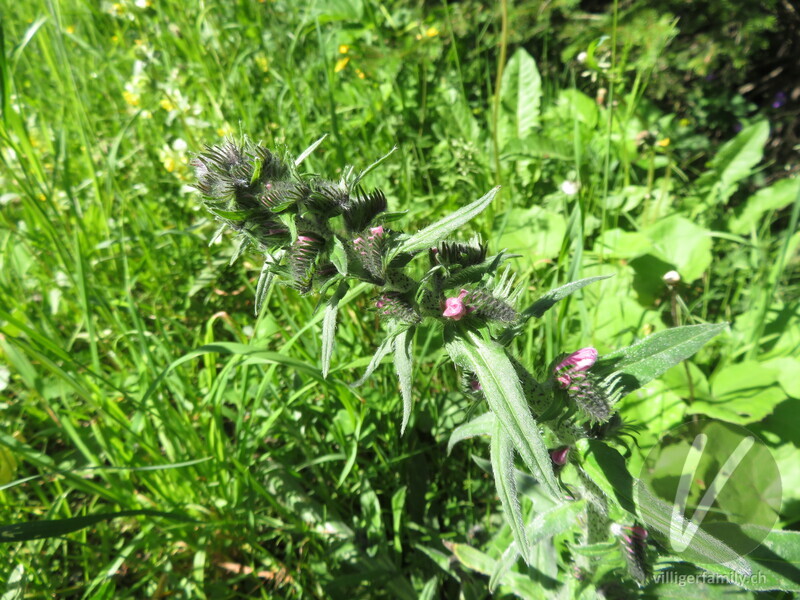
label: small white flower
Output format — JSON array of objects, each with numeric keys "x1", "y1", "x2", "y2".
[
  {"x1": 577, "y1": 51, "x2": 588, "y2": 63},
  {"x1": 560, "y1": 180, "x2": 580, "y2": 196},
  {"x1": 663, "y1": 270, "x2": 681, "y2": 285}
]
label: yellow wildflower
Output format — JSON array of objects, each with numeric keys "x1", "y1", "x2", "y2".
[
  {"x1": 425, "y1": 26, "x2": 439, "y2": 37},
  {"x1": 123, "y1": 90, "x2": 140, "y2": 107},
  {"x1": 163, "y1": 156, "x2": 177, "y2": 173},
  {"x1": 656, "y1": 138, "x2": 671, "y2": 148},
  {"x1": 65, "y1": 25, "x2": 75, "y2": 35},
  {"x1": 338, "y1": 44, "x2": 350, "y2": 54},
  {"x1": 255, "y1": 55, "x2": 269, "y2": 72},
  {"x1": 160, "y1": 97, "x2": 176, "y2": 111},
  {"x1": 356, "y1": 69, "x2": 366, "y2": 80},
  {"x1": 217, "y1": 124, "x2": 233, "y2": 137},
  {"x1": 334, "y1": 57, "x2": 350, "y2": 73}
]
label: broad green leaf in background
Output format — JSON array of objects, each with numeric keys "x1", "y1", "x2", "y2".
[
  {"x1": 686, "y1": 361, "x2": 786, "y2": 424},
  {"x1": 446, "y1": 330, "x2": 561, "y2": 499},
  {"x1": 499, "y1": 48, "x2": 542, "y2": 148},
  {"x1": 495, "y1": 206, "x2": 567, "y2": 265},
  {"x1": 311, "y1": 0, "x2": 364, "y2": 22},
  {"x1": 594, "y1": 323, "x2": 728, "y2": 397},
  {"x1": 556, "y1": 88, "x2": 599, "y2": 128},
  {"x1": 394, "y1": 187, "x2": 499, "y2": 256},
  {"x1": 643, "y1": 215, "x2": 712, "y2": 283},
  {"x1": 1, "y1": 564, "x2": 25, "y2": 600},
  {"x1": 693, "y1": 121, "x2": 770, "y2": 214},
  {"x1": 0, "y1": 446, "x2": 16, "y2": 486},
  {"x1": 729, "y1": 177, "x2": 800, "y2": 234}
]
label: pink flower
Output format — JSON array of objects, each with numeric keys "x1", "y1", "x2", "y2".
[
  {"x1": 443, "y1": 289, "x2": 469, "y2": 320},
  {"x1": 297, "y1": 235, "x2": 315, "y2": 246},
  {"x1": 368, "y1": 225, "x2": 384, "y2": 238},
  {"x1": 554, "y1": 347, "x2": 598, "y2": 388}
]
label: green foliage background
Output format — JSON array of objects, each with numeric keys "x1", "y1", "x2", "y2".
[{"x1": 0, "y1": 1, "x2": 798, "y2": 598}]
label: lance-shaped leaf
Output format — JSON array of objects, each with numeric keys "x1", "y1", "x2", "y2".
[
  {"x1": 446, "y1": 330, "x2": 561, "y2": 499},
  {"x1": 489, "y1": 499, "x2": 586, "y2": 591},
  {"x1": 351, "y1": 327, "x2": 407, "y2": 388},
  {"x1": 491, "y1": 418, "x2": 532, "y2": 564},
  {"x1": 691, "y1": 528, "x2": 800, "y2": 591},
  {"x1": 594, "y1": 323, "x2": 728, "y2": 397},
  {"x1": 321, "y1": 280, "x2": 349, "y2": 378},
  {"x1": 577, "y1": 439, "x2": 751, "y2": 577},
  {"x1": 294, "y1": 134, "x2": 328, "y2": 166},
  {"x1": 394, "y1": 326, "x2": 415, "y2": 435},
  {"x1": 394, "y1": 187, "x2": 500, "y2": 256},
  {"x1": 448, "y1": 412, "x2": 495, "y2": 454},
  {"x1": 498, "y1": 275, "x2": 611, "y2": 346},
  {"x1": 0, "y1": 510, "x2": 194, "y2": 543},
  {"x1": 523, "y1": 275, "x2": 612, "y2": 319}
]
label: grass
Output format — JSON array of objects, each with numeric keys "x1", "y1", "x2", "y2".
[{"x1": 1, "y1": 1, "x2": 798, "y2": 598}]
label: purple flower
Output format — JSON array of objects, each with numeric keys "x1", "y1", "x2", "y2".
[
  {"x1": 554, "y1": 347, "x2": 598, "y2": 388},
  {"x1": 773, "y1": 91, "x2": 787, "y2": 109}
]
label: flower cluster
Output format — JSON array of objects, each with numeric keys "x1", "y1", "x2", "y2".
[{"x1": 192, "y1": 138, "x2": 522, "y2": 325}]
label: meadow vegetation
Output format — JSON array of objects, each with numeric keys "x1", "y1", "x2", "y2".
[{"x1": 1, "y1": 1, "x2": 798, "y2": 598}]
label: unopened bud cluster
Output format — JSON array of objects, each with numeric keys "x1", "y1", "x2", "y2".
[{"x1": 192, "y1": 138, "x2": 524, "y2": 329}]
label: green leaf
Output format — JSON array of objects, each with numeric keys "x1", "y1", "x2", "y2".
[
  {"x1": 523, "y1": 275, "x2": 613, "y2": 319},
  {"x1": 451, "y1": 543, "x2": 545, "y2": 597},
  {"x1": 694, "y1": 529, "x2": 800, "y2": 591},
  {"x1": 729, "y1": 177, "x2": 800, "y2": 234},
  {"x1": 489, "y1": 498, "x2": 586, "y2": 591},
  {"x1": 294, "y1": 134, "x2": 328, "y2": 166},
  {"x1": 494, "y1": 206, "x2": 567, "y2": 263},
  {"x1": 594, "y1": 323, "x2": 727, "y2": 397},
  {"x1": 0, "y1": 510, "x2": 194, "y2": 543},
  {"x1": 447, "y1": 412, "x2": 495, "y2": 454},
  {"x1": 394, "y1": 326, "x2": 414, "y2": 435},
  {"x1": 694, "y1": 121, "x2": 769, "y2": 213},
  {"x1": 322, "y1": 280, "x2": 349, "y2": 379},
  {"x1": 446, "y1": 330, "x2": 561, "y2": 499},
  {"x1": 644, "y1": 215, "x2": 712, "y2": 282},
  {"x1": 351, "y1": 146, "x2": 397, "y2": 187},
  {"x1": 491, "y1": 418, "x2": 532, "y2": 564},
  {"x1": 577, "y1": 439, "x2": 751, "y2": 576},
  {"x1": 394, "y1": 187, "x2": 499, "y2": 256},
  {"x1": 686, "y1": 361, "x2": 785, "y2": 424},
  {"x1": 499, "y1": 48, "x2": 542, "y2": 147},
  {"x1": 1, "y1": 564, "x2": 25, "y2": 600},
  {"x1": 351, "y1": 329, "x2": 406, "y2": 387},
  {"x1": 330, "y1": 237, "x2": 348, "y2": 276},
  {"x1": 254, "y1": 253, "x2": 282, "y2": 316}
]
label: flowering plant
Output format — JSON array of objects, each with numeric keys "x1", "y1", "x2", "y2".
[{"x1": 192, "y1": 137, "x2": 747, "y2": 589}]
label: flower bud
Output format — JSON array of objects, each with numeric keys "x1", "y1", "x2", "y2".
[
  {"x1": 554, "y1": 347, "x2": 598, "y2": 388},
  {"x1": 443, "y1": 289, "x2": 469, "y2": 320}
]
